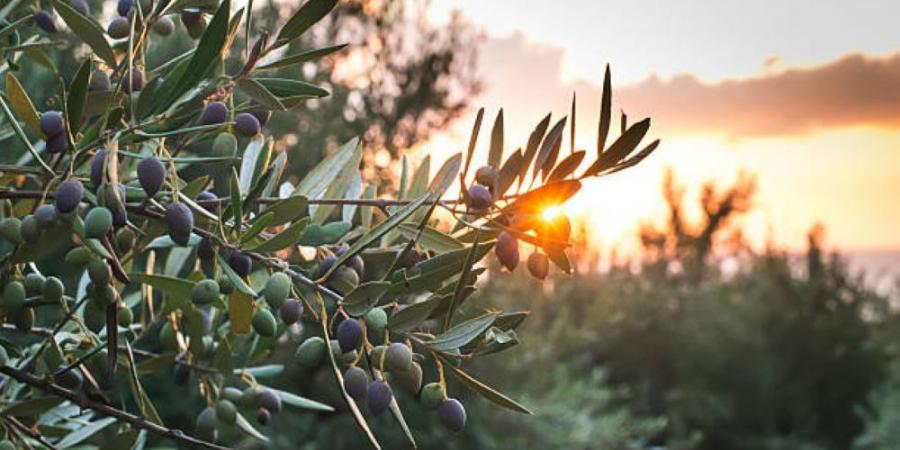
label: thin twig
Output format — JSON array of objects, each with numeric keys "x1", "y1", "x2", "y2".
[{"x1": 0, "y1": 366, "x2": 234, "y2": 450}]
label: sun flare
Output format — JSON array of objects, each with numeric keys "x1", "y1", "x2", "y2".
[{"x1": 541, "y1": 205, "x2": 565, "y2": 222}]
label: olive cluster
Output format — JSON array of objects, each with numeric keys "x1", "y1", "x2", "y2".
[
  {"x1": 294, "y1": 315, "x2": 467, "y2": 433},
  {"x1": 107, "y1": 0, "x2": 174, "y2": 39},
  {"x1": 194, "y1": 384, "x2": 283, "y2": 442},
  {"x1": 464, "y1": 165, "x2": 560, "y2": 281}
]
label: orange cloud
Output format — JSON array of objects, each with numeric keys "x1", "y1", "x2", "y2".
[
  {"x1": 619, "y1": 53, "x2": 900, "y2": 136},
  {"x1": 478, "y1": 33, "x2": 900, "y2": 138}
]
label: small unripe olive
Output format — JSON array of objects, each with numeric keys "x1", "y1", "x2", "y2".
[
  {"x1": 343, "y1": 366, "x2": 369, "y2": 400},
  {"x1": 191, "y1": 279, "x2": 219, "y2": 305},
  {"x1": 34, "y1": 10, "x2": 58, "y2": 33},
  {"x1": 13, "y1": 308, "x2": 34, "y2": 332},
  {"x1": 165, "y1": 203, "x2": 193, "y2": 246},
  {"x1": 420, "y1": 382, "x2": 444, "y2": 410},
  {"x1": 116, "y1": 227, "x2": 135, "y2": 253},
  {"x1": 211, "y1": 132, "x2": 237, "y2": 156},
  {"x1": 0, "y1": 218, "x2": 22, "y2": 244},
  {"x1": 55, "y1": 180, "x2": 84, "y2": 214},
  {"x1": 438, "y1": 398, "x2": 467, "y2": 432},
  {"x1": 65, "y1": 247, "x2": 93, "y2": 264},
  {"x1": 474, "y1": 165, "x2": 499, "y2": 188},
  {"x1": 107, "y1": 16, "x2": 130, "y2": 39},
  {"x1": 42, "y1": 276, "x2": 64, "y2": 304},
  {"x1": 97, "y1": 183, "x2": 127, "y2": 228},
  {"x1": 233, "y1": 113, "x2": 260, "y2": 137},
  {"x1": 152, "y1": 16, "x2": 174, "y2": 36},
  {"x1": 195, "y1": 406, "x2": 218, "y2": 441},
  {"x1": 221, "y1": 387, "x2": 242, "y2": 403},
  {"x1": 83, "y1": 301, "x2": 106, "y2": 333},
  {"x1": 336, "y1": 318, "x2": 363, "y2": 353},
  {"x1": 279, "y1": 298, "x2": 302, "y2": 325},
  {"x1": 252, "y1": 308, "x2": 277, "y2": 337},
  {"x1": 87, "y1": 259, "x2": 112, "y2": 285},
  {"x1": 263, "y1": 272, "x2": 291, "y2": 308},
  {"x1": 393, "y1": 361, "x2": 422, "y2": 394},
  {"x1": 239, "y1": 386, "x2": 262, "y2": 409},
  {"x1": 217, "y1": 275, "x2": 233, "y2": 295},
  {"x1": 159, "y1": 321, "x2": 178, "y2": 351},
  {"x1": 90, "y1": 283, "x2": 117, "y2": 307},
  {"x1": 295, "y1": 336, "x2": 326, "y2": 367},
  {"x1": 20, "y1": 215, "x2": 40, "y2": 243},
  {"x1": 117, "y1": 304, "x2": 133, "y2": 326},
  {"x1": 366, "y1": 380, "x2": 393, "y2": 416},
  {"x1": 3, "y1": 281, "x2": 26, "y2": 312},
  {"x1": 364, "y1": 308, "x2": 387, "y2": 335},
  {"x1": 467, "y1": 184, "x2": 492, "y2": 210},
  {"x1": 24, "y1": 273, "x2": 45, "y2": 295},
  {"x1": 215, "y1": 399, "x2": 237, "y2": 424},
  {"x1": 527, "y1": 251, "x2": 549, "y2": 280},
  {"x1": 330, "y1": 339, "x2": 357, "y2": 365},
  {"x1": 198, "y1": 101, "x2": 227, "y2": 126},
  {"x1": 137, "y1": 156, "x2": 166, "y2": 198},
  {"x1": 384, "y1": 342, "x2": 412, "y2": 373},
  {"x1": 495, "y1": 231, "x2": 520, "y2": 272},
  {"x1": 84, "y1": 207, "x2": 113, "y2": 239}
]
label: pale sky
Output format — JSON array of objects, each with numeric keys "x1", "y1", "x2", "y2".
[{"x1": 418, "y1": 1, "x2": 900, "y2": 256}]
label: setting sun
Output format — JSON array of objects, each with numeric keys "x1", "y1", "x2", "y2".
[{"x1": 541, "y1": 204, "x2": 565, "y2": 222}]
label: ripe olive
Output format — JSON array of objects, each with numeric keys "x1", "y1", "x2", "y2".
[
  {"x1": 279, "y1": 298, "x2": 302, "y2": 325},
  {"x1": 527, "y1": 251, "x2": 549, "y2": 280},
  {"x1": 366, "y1": 380, "x2": 393, "y2": 416},
  {"x1": 495, "y1": 231, "x2": 520, "y2": 272},
  {"x1": 198, "y1": 101, "x2": 227, "y2": 126},
  {"x1": 336, "y1": 318, "x2": 363, "y2": 353},
  {"x1": 137, "y1": 156, "x2": 166, "y2": 198},
  {"x1": 343, "y1": 366, "x2": 369, "y2": 400},
  {"x1": 165, "y1": 203, "x2": 193, "y2": 245},
  {"x1": 438, "y1": 398, "x2": 467, "y2": 432},
  {"x1": 233, "y1": 113, "x2": 260, "y2": 137},
  {"x1": 467, "y1": 184, "x2": 492, "y2": 210},
  {"x1": 55, "y1": 180, "x2": 84, "y2": 214}
]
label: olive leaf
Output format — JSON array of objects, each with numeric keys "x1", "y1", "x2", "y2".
[
  {"x1": 50, "y1": 0, "x2": 116, "y2": 68},
  {"x1": 273, "y1": 0, "x2": 339, "y2": 48},
  {"x1": 442, "y1": 360, "x2": 533, "y2": 415},
  {"x1": 430, "y1": 312, "x2": 498, "y2": 352},
  {"x1": 5, "y1": 72, "x2": 41, "y2": 137},
  {"x1": 341, "y1": 281, "x2": 391, "y2": 316},
  {"x1": 245, "y1": 217, "x2": 309, "y2": 253}
]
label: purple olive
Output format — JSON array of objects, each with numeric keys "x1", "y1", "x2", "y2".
[
  {"x1": 366, "y1": 380, "x2": 393, "y2": 416},
  {"x1": 336, "y1": 318, "x2": 363, "y2": 353},
  {"x1": 137, "y1": 156, "x2": 166, "y2": 197},
  {"x1": 198, "y1": 101, "x2": 227, "y2": 126},
  {"x1": 165, "y1": 203, "x2": 193, "y2": 246},
  {"x1": 54, "y1": 180, "x2": 83, "y2": 213}
]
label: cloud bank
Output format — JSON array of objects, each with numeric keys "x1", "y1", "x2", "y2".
[{"x1": 479, "y1": 33, "x2": 900, "y2": 137}]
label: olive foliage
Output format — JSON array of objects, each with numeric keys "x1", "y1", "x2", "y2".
[{"x1": 0, "y1": 0, "x2": 657, "y2": 448}]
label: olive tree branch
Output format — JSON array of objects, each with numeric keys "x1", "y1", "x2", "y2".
[{"x1": 0, "y1": 365, "x2": 234, "y2": 450}]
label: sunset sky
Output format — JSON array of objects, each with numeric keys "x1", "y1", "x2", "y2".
[{"x1": 421, "y1": 1, "x2": 900, "y2": 264}]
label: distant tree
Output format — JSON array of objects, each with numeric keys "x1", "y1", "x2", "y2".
[{"x1": 245, "y1": 0, "x2": 481, "y2": 189}]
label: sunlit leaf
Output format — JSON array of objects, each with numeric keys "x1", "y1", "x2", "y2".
[
  {"x1": 258, "y1": 43, "x2": 347, "y2": 70},
  {"x1": 228, "y1": 291, "x2": 254, "y2": 335},
  {"x1": 397, "y1": 223, "x2": 463, "y2": 253},
  {"x1": 6, "y1": 72, "x2": 41, "y2": 137},
  {"x1": 546, "y1": 150, "x2": 585, "y2": 183},
  {"x1": 273, "y1": 0, "x2": 338, "y2": 48},
  {"x1": 488, "y1": 109, "x2": 504, "y2": 169}
]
